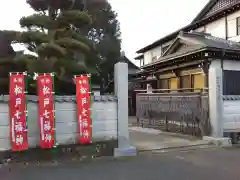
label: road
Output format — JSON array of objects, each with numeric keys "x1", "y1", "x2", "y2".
[{"x1": 1, "y1": 147, "x2": 240, "y2": 180}]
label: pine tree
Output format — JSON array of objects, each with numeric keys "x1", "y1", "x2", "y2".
[
  {"x1": 83, "y1": 1, "x2": 121, "y2": 92},
  {"x1": 0, "y1": 32, "x2": 26, "y2": 94},
  {"x1": 4, "y1": 0, "x2": 105, "y2": 83}
]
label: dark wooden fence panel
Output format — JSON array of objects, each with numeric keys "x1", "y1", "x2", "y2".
[
  {"x1": 223, "y1": 70, "x2": 240, "y2": 95},
  {"x1": 136, "y1": 92, "x2": 211, "y2": 137}
]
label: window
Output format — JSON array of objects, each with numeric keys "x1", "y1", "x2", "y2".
[
  {"x1": 236, "y1": 17, "x2": 240, "y2": 35},
  {"x1": 223, "y1": 70, "x2": 240, "y2": 95}
]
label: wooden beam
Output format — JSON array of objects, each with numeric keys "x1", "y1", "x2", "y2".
[{"x1": 153, "y1": 60, "x2": 204, "y2": 74}]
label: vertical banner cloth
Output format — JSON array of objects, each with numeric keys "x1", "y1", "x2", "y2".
[
  {"x1": 9, "y1": 73, "x2": 28, "y2": 151},
  {"x1": 75, "y1": 75, "x2": 91, "y2": 144},
  {"x1": 37, "y1": 74, "x2": 55, "y2": 149}
]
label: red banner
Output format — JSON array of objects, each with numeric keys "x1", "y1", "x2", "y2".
[
  {"x1": 9, "y1": 73, "x2": 28, "y2": 151},
  {"x1": 75, "y1": 75, "x2": 91, "y2": 144},
  {"x1": 37, "y1": 74, "x2": 55, "y2": 149}
]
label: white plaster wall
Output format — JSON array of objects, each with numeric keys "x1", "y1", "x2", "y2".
[
  {"x1": 223, "y1": 60, "x2": 240, "y2": 70},
  {"x1": 143, "y1": 51, "x2": 152, "y2": 65},
  {"x1": 227, "y1": 10, "x2": 240, "y2": 41},
  {"x1": 190, "y1": 10, "x2": 240, "y2": 41},
  {"x1": 151, "y1": 46, "x2": 162, "y2": 58},
  {"x1": 143, "y1": 46, "x2": 162, "y2": 65},
  {"x1": 205, "y1": 17, "x2": 226, "y2": 39},
  {"x1": 0, "y1": 96, "x2": 117, "y2": 151}
]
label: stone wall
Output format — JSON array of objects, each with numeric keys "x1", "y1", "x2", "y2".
[
  {"x1": 223, "y1": 95, "x2": 240, "y2": 132},
  {"x1": 0, "y1": 95, "x2": 117, "y2": 151}
]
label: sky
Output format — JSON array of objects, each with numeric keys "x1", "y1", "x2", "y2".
[
  {"x1": 0, "y1": 0, "x2": 209, "y2": 64},
  {"x1": 109, "y1": 0, "x2": 209, "y2": 64}
]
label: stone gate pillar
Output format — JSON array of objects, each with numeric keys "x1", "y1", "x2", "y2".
[
  {"x1": 114, "y1": 62, "x2": 137, "y2": 157},
  {"x1": 204, "y1": 60, "x2": 231, "y2": 146}
]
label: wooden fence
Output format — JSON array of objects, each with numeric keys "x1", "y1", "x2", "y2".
[{"x1": 136, "y1": 88, "x2": 211, "y2": 137}]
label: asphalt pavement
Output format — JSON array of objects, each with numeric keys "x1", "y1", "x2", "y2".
[{"x1": 1, "y1": 147, "x2": 240, "y2": 180}]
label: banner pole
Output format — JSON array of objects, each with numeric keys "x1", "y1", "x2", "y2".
[
  {"x1": 87, "y1": 74, "x2": 94, "y2": 157},
  {"x1": 51, "y1": 73, "x2": 57, "y2": 162},
  {"x1": 24, "y1": 72, "x2": 29, "y2": 164},
  {"x1": 88, "y1": 74, "x2": 92, "y2": 143}
]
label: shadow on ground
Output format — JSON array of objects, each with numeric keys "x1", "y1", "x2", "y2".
[{"x1": 1, "y1": 148, "x2": 240, "y2": 180}]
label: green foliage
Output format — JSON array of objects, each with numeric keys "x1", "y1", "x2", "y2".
[
  {"x1": 85, "y1": 2, "x2": 121, "y2": 91},
  {"x1": 58, "y1": 10, "x2": 92, "y2": 27},
  {"x1": 20, "y1": 14, "x2": 52, "y2": 29},
  {"x1": 55, "y1": 37, "x2": 90, "y2": 52},
  {"x1": 0, "y1": 51, "x2": 27, "y2": 94},
  {"x1": 0, "y1": 0, "x2": 121, "y2": 94},
  {"x1": 2, "y1": 0, "x2": 101, "y2": 93}
]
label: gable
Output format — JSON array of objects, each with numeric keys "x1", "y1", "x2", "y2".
[
  {"x1": 162, "y1": 38, "x2": 201, "y2": 57},
  {"x1": 192, "y1": 0, "x2": 239, "y2": 23},
  {"x1": 176, "y1": 44, "x2": 188, "y2": 52},
  {"x1": 163, "y1": 43, "x2": 183, "y2": 56}
]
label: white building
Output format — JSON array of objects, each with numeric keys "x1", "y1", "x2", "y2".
[
  {"x1": 135, "y1": 0, "x2": 240, "y2": 67},
  {"x1": 132, "y1": 0, "x2": 240, "y2": 138}
]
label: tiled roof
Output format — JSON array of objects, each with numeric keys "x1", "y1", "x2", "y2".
[
  {"x1": 202, "y1": 0, "x2": 239, "y2": 20},
  {"x1": 142, "y1": 31, "x2": 240, "y2": 68},
  {"x1": 182, "y1": 31, "x2": 240, "y2": 50}
]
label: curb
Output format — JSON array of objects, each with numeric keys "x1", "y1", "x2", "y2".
[{"x1": 137, "y1": 142, "x2": 214, "y2": 153}]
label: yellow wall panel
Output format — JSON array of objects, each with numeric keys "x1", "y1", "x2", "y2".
[
  {"x1": 193, "y1": 73, "x2": 204, "y2": 92},
  {"x1": 170, "y1": 77, "x2": 178, "y2": 89}
]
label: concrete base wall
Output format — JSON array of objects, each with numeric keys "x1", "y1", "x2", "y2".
[
  {"x1": 223, "y1": 96, "x2": 240, "y2": 132},
  {"x1": 0, "y1": 95, "x2": 117, "y2": 151}
]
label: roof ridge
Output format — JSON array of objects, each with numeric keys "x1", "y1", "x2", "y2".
[
  {"x1": 204, "y1": 34, "x2": 240, "y2": 46},
  {"x1": 191, "y1": 0, "x2": 218, "y2": 23},
  {"x1": 185, "y1": 31, "x2": 240, "y2": 48}
]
